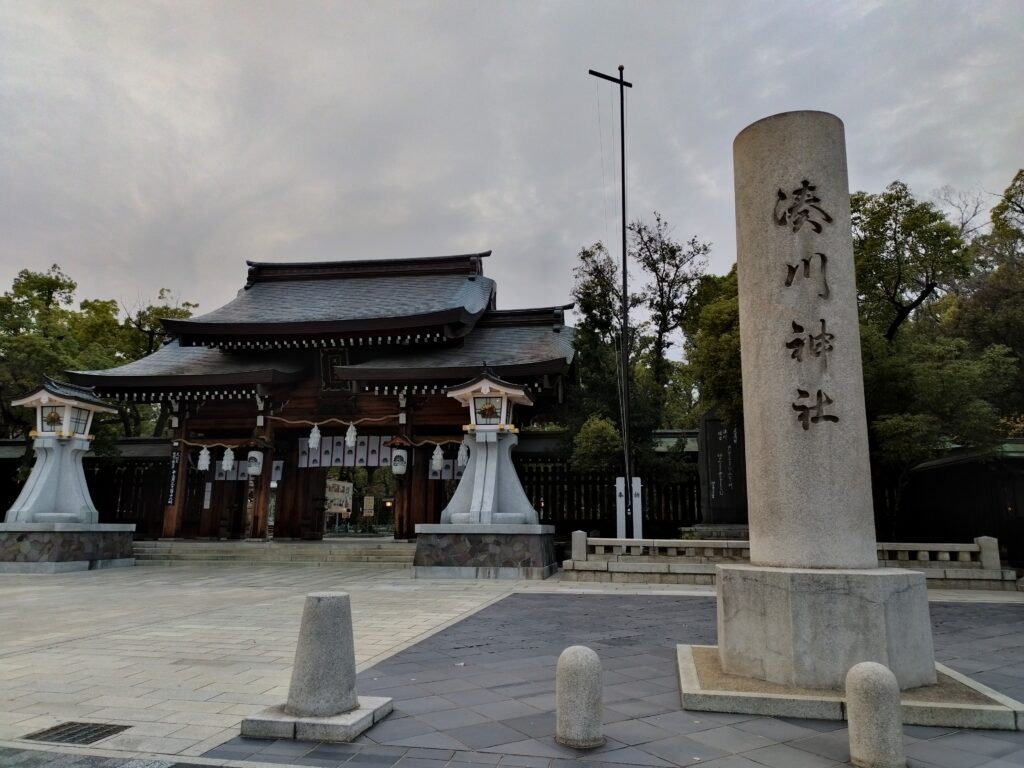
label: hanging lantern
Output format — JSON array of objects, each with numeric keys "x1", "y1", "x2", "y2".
[
  {"x1": 247, "y1": 450, "x2": 264, "y2": 476},
  {"x1": 391, "y1": 448, "x2": 408, "y2": 476},
  {"x1": 431, "y1": 445, "x2": 444, "y2": 472},
  {"x1": 457, "y1": 441, "x2": 469, "y2": 467},
  {"x1": 345, "y1": 423, "x2": 357, "y2": 448},
  {"x1": 222, "y1": 447, "x2": 235, "y2": 472},
  {"x1": 197, "y1": 446, "x2": 211, "y2": 471},
  {"x1": 308, "y1": 424, "x2": 321, "y2": 452}
]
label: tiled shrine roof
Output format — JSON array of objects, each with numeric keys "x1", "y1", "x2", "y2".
[
  {"x1": 333, "y1": 309, "x2": 575, "y2": 381},
  {"x1": 66, "y1": 256, "x2": 575, "y2": 398},
  {"x1": 162, "y1": 252, "x2": 495, "y2": 345},
  {"x1": 69, "y1": 343, "x2": 310, "y2": 389}
]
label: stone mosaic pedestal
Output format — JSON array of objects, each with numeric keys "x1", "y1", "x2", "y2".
[
  {"x1": 412, "y1": 524, "x2": 557, "y2": 579},
  {"x1": 0, "y1": 523, "x2": 135, "y2": 573}
]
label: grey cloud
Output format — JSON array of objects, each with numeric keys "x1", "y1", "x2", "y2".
[{"x1": 0, "y1": 0, "x2": 1020, "y2": 327}]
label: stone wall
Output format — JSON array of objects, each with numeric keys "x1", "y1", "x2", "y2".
[
  {"x1": 414, "y1": 531, "x2": 554, "y2": 569},
  {"x1": 0, "y1": 524, "x2": 135, "y2": 571}
]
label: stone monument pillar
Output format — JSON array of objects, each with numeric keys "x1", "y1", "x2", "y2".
[{"x1": 717, "y1": 111, "x2": 936, "y2": 689}]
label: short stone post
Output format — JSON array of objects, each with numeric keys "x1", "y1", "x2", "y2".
[
  {"x1": 571, "y1": 530, "x2": 588, "y2": 562},
  {"x1": 846, "y1": 662, "x2": 905, "y2": 768},
  {"x1": 975, "y1": 536, "x2": 1000, "y2": 570},
  {"x1": 241, "y1": 592, "x2": 392, "y2": 741},
  {"x1": 286, "y1": 592, "x2": 359, "y2": 717},
  {"x1": 555, "y1": 645, "x2": 604, "y2": 749}
]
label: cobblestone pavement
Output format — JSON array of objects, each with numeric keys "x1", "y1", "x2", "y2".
[{"x1": 0, "y1": 565, "x2": 1022, "y2": 767}]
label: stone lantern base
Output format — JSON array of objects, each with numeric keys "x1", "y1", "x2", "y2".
[
  {"x1": 0, "y1": 523, "x2": 135, "y2": 573},
  {"x1": 412, "y1": 523, "x2": 557, "y2": 579}
]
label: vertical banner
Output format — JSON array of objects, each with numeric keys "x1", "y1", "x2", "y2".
[
  {"x1": 366, "y1": 436, "x2": 381, "y2": 466},
  {"x1": 320, "y1": 439, "x2": 333, "y2": 467},
  {"x1": 378, "y1": 436, "x2": 392, "y2": 467},
  {"x1": 271, "y1": 460, "x2": 284, "y2": 482},
  {"x1": 331, "y1": 436, "x2": 345, "y2": 466},
  {"x1": 166, "y1": 446, "x2": 181, "y2": 506},
  {"x1": 355, "y1": 436, "x2": 369, "y2": 467},
  {"x1": 342, "y1": 439, "x2": 356, "y2": 467},
  {"x1": 297, "y1": 437, "x2": 310, "y2": 468}
]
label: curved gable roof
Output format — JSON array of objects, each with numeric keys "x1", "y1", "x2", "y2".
[{"x1": 163, "y1": 252, "x2": 495, "y2": 343}]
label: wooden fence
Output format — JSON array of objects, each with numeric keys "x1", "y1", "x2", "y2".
[{"x1": 513, "y1": 458, "x2": 700, "y2": 538}]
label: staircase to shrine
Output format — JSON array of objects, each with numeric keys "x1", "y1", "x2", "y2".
[{"x1": 133, "y1": 538, "x2": 416, "y2": 567}]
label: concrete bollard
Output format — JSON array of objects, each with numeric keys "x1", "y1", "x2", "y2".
[
  {"x1": 285, "y1": 592, "x2": 360, "y2": 717},
  {"x1": 555, "y1": 645, "x2": 604, "y2": 749},
  {"x1": 846, "y1": 662, "x2": 906, "y2": 768}
]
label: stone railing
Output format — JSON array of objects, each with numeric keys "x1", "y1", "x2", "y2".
[{"x1": 563, "y1": 532, "x2": 1018, "y2": 591}]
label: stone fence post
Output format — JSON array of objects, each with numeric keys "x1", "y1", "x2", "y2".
[
  {"x1": 572, "y1": 530, "x2": 588, "y2": 562},
  {"x1": 975, "y1": 536, "x2": 1000, "y2": 570}
]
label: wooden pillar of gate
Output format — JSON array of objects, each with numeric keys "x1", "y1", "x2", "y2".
[
  {"x1": 393, "y1": 398, "x2": 413, "y2": 539},
  {"x1": 161, "y1": 416, "x2": 188, "y2": 538},
  {"x1": 249, "y1": 421, "x2": 275, "y2": 539}
]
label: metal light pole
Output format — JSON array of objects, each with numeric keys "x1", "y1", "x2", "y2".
[{"x1": 588, "y1": 65, "x2": 634, "y2": 537}]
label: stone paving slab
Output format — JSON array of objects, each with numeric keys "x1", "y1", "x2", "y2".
[
  {"x1": 1, "y1": 564, "x2": 1023, "y2": 767},
  {"x1": 197, "y1": 593, "x2": 1024, "y2": 767}
]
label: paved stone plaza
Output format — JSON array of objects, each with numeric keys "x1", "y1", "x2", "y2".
[{"x1": 0, "y1": 564, "x2": 1022, "y2": 767}]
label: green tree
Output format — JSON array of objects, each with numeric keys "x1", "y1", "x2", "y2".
[
  {"x1": 864, "y1": 328, "x2": 1016, "y2": 533},
  {"x1": 0, "y1": 266, "x2": 196, "y2": 440},
  {"x1": 852, "y1": 181, "x2": 970, "y2": 341},
  {"x1": 571, "y1": 415, "x2": 622, "y2": 472},
  {"x1": 949, "y1": 170, "x2": 1024, "y2": 413},
  {"x1": 679, "y1": 267, "x2": 742, "y2": 423},
  {"x1": 629, "y1": 213, "x2": 709, "y2": 389}
]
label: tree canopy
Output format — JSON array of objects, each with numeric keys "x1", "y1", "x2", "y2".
[
  {"x1": 687, "y1": 175, "x2": 1022, "y2": 526},
  {"x1": 0, "y1": 265, "x2": 196, "y2": 441},
  {"x1": 567, "y1": 214, "x2": 710, "y2": 476},
  {"x1": 851, "y1": 181, "x2": 970, "y2": 341}
]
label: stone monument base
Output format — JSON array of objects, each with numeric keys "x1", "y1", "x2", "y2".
[
  {"x1": 717, "y1": 564, "x2": 936, "y2": 689},
  {"x1": 413, "y1": 524, "x2": 557, "y2": 579},
  {"x1": 242, "y1": 697, "x2": 393, "y2": 742},
  {"x1": 0, "y1": 523, "x2": 136, "y2": 573},
  {"x1": 678, "y1": 645, "x2": 1024, "y2": 730}
]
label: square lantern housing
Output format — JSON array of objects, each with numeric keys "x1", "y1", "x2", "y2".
[
  {"x1": 12, "y1": 378, "x2": 116, "y2": 440},
  {"x1": 447, "y1": 370, "x2": 533, "y2": 431}
]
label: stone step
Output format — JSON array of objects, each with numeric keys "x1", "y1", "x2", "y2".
[
  {"x1": 135, "y1": 558, "x2": 412, "y2": 568},
  {"x1": 130, "y1": 540, "x2": 416, "y2": 567}
]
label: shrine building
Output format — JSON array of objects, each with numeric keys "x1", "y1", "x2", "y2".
[{"x1": 68, "y1": 253, "x2": 576, "y2": 540}]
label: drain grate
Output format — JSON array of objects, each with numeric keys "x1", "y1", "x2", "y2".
[{"x1": 23, "y1": 721, "x2": 130, "y2": 745}]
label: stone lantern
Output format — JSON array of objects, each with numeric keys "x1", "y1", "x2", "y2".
[
  {"x1": 1, "y1": 379, "x2": 135, "y2": 572},
  {"x1": 7, "y1": 378, "x2": 116, "y2": 523},
  {"x1": 412, "y1": 369, "x2": 557, "y2": 580},
  {"x1": 441, "y1": 370, "x2": 536, "y2": 525}
]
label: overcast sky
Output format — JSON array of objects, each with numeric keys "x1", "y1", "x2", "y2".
[{"x1": 1, "y1": 1, "x2": 1021, "y2": 326}]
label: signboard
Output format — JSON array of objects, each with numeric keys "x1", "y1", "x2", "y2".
[
  {"x1": 362, "y1": 495, "x2": 375, "y2": 517},
  {"x1": 325, "y1": 480, "x2": 353, "y2": 514},
  {"x1": 698, "y1": 410, "x2": 748, "y2": 524}
]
